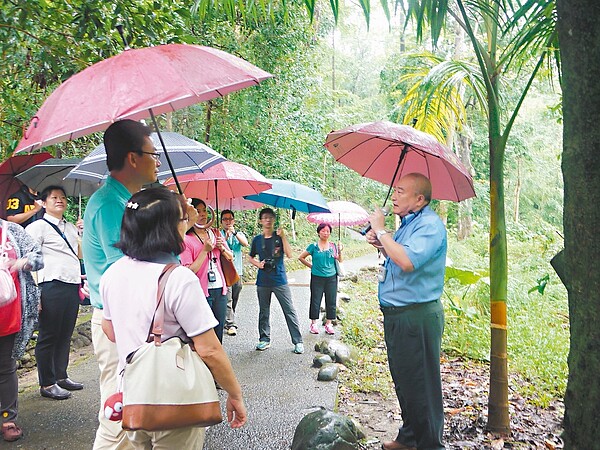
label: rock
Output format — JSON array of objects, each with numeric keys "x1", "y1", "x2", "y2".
[
  {"x1": 337, "y1": 292, "x2": 351, "y2": 303},
  {"x1": 334, "y1": 345, "x2": 358, "y2": 367},
  {"x1": 313, "y1": 354, "x2": 333, "y2": 368},
  {"x1": 317, "y1": 363, "x2": 339, "y2": 381},
  {"x1": 291, "y1": 408, "x2": 364, "y2": 450},
  {"x1": 315, "y1": 340, "x2": 358, "y2": 367}
]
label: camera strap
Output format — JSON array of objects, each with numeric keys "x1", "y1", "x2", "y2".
[{"x1": 261, "y1": 234, "x2": 279, "y2": 259}]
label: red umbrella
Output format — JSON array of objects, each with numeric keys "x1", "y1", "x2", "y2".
[
  {"x1": 307, "y1": 200, "x2": 370, "y2": 241},
  {"x1": 15, "y1": 44, "x2": 272, "y2": 154},
  {"x1": 163, "y1": 160, "x2": 271, "y2": 213},
  {"x1": 324, "y1": 121, "x2": 476, "y2": 204},
  {"x1": 13, "y1": 43, "x2": 272, "y2": 192},
  {"x1": 0, "y1": 153, "x2": 53, "y2": 219}
]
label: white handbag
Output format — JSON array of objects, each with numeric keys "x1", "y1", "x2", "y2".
[{"x1": 0, "y1": 221, "x2": 18, "y2": 306}]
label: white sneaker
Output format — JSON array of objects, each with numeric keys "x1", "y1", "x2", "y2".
[{"x1": 293, "y1": 343, "x2": 304, "y2": 354}]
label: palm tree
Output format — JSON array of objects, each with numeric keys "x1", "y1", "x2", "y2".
[{"x1": 391, "y1": 0, "x2": 559, "y2": 432}]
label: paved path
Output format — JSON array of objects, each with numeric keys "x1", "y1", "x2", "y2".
[{"x1": 11, "y1": 252, "x2": 380, "y2": 450}]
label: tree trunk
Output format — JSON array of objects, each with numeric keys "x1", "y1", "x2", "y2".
[
  {"x1": 456, "y1": 130, "x2": 473, "y2": 240},
  {"x1": 513, "y1": 158, "x2": 521, "y2": 223},
  {"x1": 487, "y1": 87, "x2": 510, "y2": 434},
  {"x1": 557, "y1": 0, "x2": 600, "y2": 446}
]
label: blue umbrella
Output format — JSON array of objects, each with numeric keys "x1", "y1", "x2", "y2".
[
  {"x1": 65, "y1": 132, "x2": 226, "y2": 184},
  {"x1": 244, "y1": 179, "x2": 330, "y2": 218}
]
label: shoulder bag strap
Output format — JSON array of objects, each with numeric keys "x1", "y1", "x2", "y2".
[
  {"x1": 42, "y1": 218, "x2": 78, "y2": 257},
  {"x1": 148, "y1": 263, "x2": 179, "y2": 346}
]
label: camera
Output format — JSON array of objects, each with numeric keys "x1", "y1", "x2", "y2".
[
  {"x1": 263, "y1": 259, "x2": 275, "y2": 272},
  {"x1": 207, "y1": 270, "x2": 217, "y2": 282}
]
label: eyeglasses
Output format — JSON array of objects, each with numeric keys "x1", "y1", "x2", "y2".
[
  {"x1": 137, "y1": 151, "x2": 161, "y2": 161},
  {"x1": 179, "y1": 217, "x2": 189, "y2": 222},
  {"x1": 221, "y1": 217, "x2": 234, "y2": 221}
]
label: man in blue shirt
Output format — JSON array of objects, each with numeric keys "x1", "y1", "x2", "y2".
[
  {"x1": 366, "y1": 173, "x2": 447, "y2": 450},
  {"x1": 248, "y1": 208, "x2": 303, "y2": 354},
  {"x1": 82, "y1": 119, "x2": 160, "y2": 450}
]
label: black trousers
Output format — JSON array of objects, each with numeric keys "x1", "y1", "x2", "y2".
[
  {"x1": 35, "y1": 280, "x2": 80, "y2": 386},
  {"x1": 382, "y1": 300, "x2": 445, "y2": 450},
  {"x1": 309, "y1": 274, "x2": 338, "y2": 320}
]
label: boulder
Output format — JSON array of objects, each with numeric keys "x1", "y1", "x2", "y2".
[
  {"x1": 291, "y1": 408, "x2": 364, "y2": 450},
  {"x1": 313, "y1": 354, "x2": 333, "y2": 368},
  {"x1": 317, "y1": 363, "x2": 339, "y2": 381}
]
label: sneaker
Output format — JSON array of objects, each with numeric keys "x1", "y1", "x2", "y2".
[
  {"x1": 255, "y1": 341, "x2": 271, "y2": 351},
  {"x1": 293, "y1": 343, "x2": 304, "y2": 354},
  {"x1": 309, "y1": 323, "x2": 319, "y2": 334},
  {"x1": 325, "y1": 324, "x2": 335, "y2": 335},
  {"x1": 1, "y1": 423, "x2": 23, "y2": 442},
  {"x1": 227, "y1": 327, "x2": 237, "y2": 336}
]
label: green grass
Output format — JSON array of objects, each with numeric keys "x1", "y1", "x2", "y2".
[{"x1": 338, "y1": 228, "x2": 569, "y2": 408}]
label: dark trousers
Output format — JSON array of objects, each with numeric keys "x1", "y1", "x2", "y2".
[
  {"x1": 309, "y1": 274, "x2": 338, "y2": 320},
  {"x1": 225, "y1": 280, "x2": 243, "y2": 328},
  {"x1": 382, "y1": 300, "x2": 445, "y2": 450},
  {"x1": 0, "y1": 333, "x2": 18, "y2": 423},
  {"x1": 206, "y1": 288, "x2": 227, "y2": 343},
  {"x1": 35, "y1": 280, "x2": 80, "y2": 386}
]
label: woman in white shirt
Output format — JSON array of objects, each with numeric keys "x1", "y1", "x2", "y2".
[{"x1": 100, "y1": 188, "x2": 246, "y2": 449}]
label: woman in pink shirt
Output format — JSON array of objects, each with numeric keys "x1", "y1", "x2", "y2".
[{"x1": 180, "y1": 198, "x2": 233, "y2": 343}]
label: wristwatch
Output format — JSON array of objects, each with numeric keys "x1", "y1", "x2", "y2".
[
  {"x1": 232, "y1": 231, "x2": 238, "y2": 237},
  {"x1": 376, "y1": 230, "x2": 388, "y2": 240}
]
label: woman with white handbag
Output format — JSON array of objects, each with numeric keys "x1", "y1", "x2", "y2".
[
  {"x1": 0, "y1": 218, "x2": 43, "y2": 442},
  {"x1": 100, "y1": 189, "x2": 246, "y2": 449}
]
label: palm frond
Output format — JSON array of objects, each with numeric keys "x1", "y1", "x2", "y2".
[
  {"x1": 401, "y1": 0, "x2": 449, "y2": 46},
  {"x1": 394, "y1": 52, "x2": 489, "y2": 141}
]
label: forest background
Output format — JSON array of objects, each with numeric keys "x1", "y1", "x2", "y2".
[{"x1": 0, "y1": 0, "x2": 566, "y2": 442}]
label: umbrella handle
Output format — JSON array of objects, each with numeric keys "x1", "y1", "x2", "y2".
[{"x1": 194, "y1": 205, "x2": 215, "y2": 230}]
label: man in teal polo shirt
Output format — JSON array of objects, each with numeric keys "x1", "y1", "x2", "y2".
[
  {"x1": 366, "y1": 173, "x2": 447, "y2": 450},
  {"x1": 82, "y1": 119, "x2": 160, "y2": 450}
]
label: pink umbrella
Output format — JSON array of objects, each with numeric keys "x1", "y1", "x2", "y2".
[
  {"x1": 13, "y1": 42, "x2": 272, "y2": 193},
  {"x1": 204, "y1": 197, "x2": 263, "y2": 211},
  {"x1": 15, "y1": 44, "x2": 272, "y2": 154},
  {"x1": 324, "y1": 121, "x2": 476, "y2": 204},
  {"x1": 163, "y1": 160, "x2": 271, "y2": 213},
  {"x1": 307, "y1": 200, "x2": 370, "y2": 241}
]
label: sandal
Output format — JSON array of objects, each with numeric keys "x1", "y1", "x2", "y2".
[{"x1": 2, "y1": 422, "x2": 23, "y2": 442}]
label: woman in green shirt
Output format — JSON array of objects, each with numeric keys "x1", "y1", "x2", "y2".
[{"x1": 298, "y1": 223, "x2": 343, "y2": 335}]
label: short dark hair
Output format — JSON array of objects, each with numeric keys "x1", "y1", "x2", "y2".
[
  {"x1": 114, "y1": 188, "x2": 184, "y2": 261},
  {"x1": 104, "y1": 120, "x2": 152, "y2": 172},
  {"x1": 221, "y1": 209, "x2": 234, "y2": 220},
  {"x1": 317, "y1": 223, "x2": 332, "y2": 233},
  {"x1": 39, "y1": 185, "x2": 66, "y2": 201},
  {"x1": 259, "y1": 207, "x2": 276, "y2": 219},
  {"x1": 190, "y1": 198, "x2": 206, "y2": 209}
]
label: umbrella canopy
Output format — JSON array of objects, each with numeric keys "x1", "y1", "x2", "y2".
[
  {"x1": 16, "y1": 157, "x2": 98, "y2": 197},
  {"x1": 65, "y1": 132, "x2": 226, "y2": 184},
  {"x1": 307, "y1": 200, "x2": 369, "y2": 226},
  {"x1": 204, "y1": 197, "x2": 263, "y2": 212},
  {"x1": 0, "y1": 153, "x2": 53, "y2": 219},
  {"x1": 324, "y1": 121, "x2": 476, "y2": 202},
  {"x1": 163, "y1": 161, "x2": 272, "y2": 208},
  {"x1": 15, "y1": 44, "x2": 272, "y2": 154},
  {"x1": 307, "y1": 200, "x2": 369, "y2": 241},
  {"x1": 244, "y1": 179, "x2": 330, "y2": 216}
]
